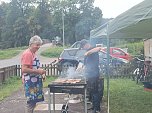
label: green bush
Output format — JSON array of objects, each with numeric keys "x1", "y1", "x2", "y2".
[
  {"x1": 127, "y1": 42, "x2": 144, "y2": 56},
  {"x1": 119, "y1": 41, "x2": 144, "y2": 56}
]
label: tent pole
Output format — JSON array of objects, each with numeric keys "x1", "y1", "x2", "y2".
[{"x1": 106, "y1": 23, "x2": 110, "y2": 113}]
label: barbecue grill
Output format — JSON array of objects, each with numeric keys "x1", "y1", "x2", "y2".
[{"x1": 48, "y1": 78, "x2": 87, "y2": 113}]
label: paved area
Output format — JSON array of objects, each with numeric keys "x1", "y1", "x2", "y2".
[
  {"x1": 36, "y1": 43, "x2": 58, "y2": 64},
  {"x1": 0, "y1": 87, "x2": 107, "y2": 113},
  {"x1": 0, "y1": 43, "x2": 58, "y2": 68}
]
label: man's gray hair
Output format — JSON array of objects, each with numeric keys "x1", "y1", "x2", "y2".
[{"x1": 29, "y1": 35, "x2": 43, "y2": 45}]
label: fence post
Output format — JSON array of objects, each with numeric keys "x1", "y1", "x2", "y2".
[
  {"x1": 47, "y1": 64, "x2": 50, "y2": 76},
  {"x1": 0, "y1": 71, "x2": 4, "y2": 84},
  {"x1": 50, "y1": 64, "x2": 53, "y2": 76},
  {"x1": 15, "y1": 65, "x2": 17, "y2": 76}
]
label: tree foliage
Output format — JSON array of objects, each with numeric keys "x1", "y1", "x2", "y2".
[{"x1": 0, "y1": 0, "x2": 103, "y2": 49}]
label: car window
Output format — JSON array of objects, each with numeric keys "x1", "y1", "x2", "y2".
[
  {"x1": 71, "y1": 41, "x2": 81, "y2": 48},
  {"x1": 112, "y1": 49, "x2": 125, "y2": 55}
]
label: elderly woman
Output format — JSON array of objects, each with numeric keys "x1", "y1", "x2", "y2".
[{"x1": 21, "y1": 35, "x2": 46, "y2": 113}]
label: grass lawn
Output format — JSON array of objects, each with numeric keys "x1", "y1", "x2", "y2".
[
  {"x1": 0, "y1": 76, "x2": 22, "y2": 101},
  {"x1": 41, "y1": 46, "x2": 65, "y2": 58},
  {"x1": 43, "y1": 76, "x2": 57, "y2": 87},
  {"x1": 1, "y1": 76, "x2": 152, "y2": 113},
  {"x1": 0, "y1": 75, "x2": 57, "y2": 101},
  {"x1": 104, "y1": 79, "x2": 152, "y2": 113},
  {"x1": 0, "y1": 46, "x2": 27, "y2": 60},
  {"x1": 0, "y1": 46, "x2": 64, "y2": 60}
]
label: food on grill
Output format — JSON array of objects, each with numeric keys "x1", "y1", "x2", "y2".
[
  {"x1": 53, "y1": 79, "x2": 66, "y2": 83},
  {"x1": 53, "y1": 78, "x2": 81, "y2": 84}
]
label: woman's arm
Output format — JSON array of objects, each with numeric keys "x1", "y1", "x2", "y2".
[{"x1": 22, "y1": 64, "x2": 46, "y2": 75}]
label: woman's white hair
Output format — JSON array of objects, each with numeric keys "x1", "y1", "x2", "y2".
[{"x1": 29, "y1": 35, "x2": 43, "y2": 45}]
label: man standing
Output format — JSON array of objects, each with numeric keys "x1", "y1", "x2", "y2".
[{"x1": 79, "y1": 39, "x2": 103, "y2": 113}]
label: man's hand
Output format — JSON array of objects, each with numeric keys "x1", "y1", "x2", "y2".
[{"x1": 76, "y1": 62, "x2": 84, "y2": 73}]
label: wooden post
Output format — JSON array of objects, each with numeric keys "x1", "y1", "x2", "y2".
[{"x1": 0, "y1": 71, "x2": 4, "y2": 84}]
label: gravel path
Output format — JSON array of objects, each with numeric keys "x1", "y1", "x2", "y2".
[{"x1": 0, "y1": 87, "x2": 107, "y2": 113}]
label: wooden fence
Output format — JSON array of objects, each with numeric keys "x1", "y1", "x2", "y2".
[
  {"x1": 0, "y1": 63, "x2": 135, "y2": 84},
  {"x1": 0, "y1": 64, "x2": 61, "y2": 84},
  {"x1": 0, "y1": 65, "x2": 17, "y2": 84},
  {"x1": 106, "y1": 63, "x2": 134, "y2": 78}
]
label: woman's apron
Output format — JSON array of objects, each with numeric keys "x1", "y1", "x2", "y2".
[{"x1": 24, "y1": 57, "x2": 44, "y2": 104}]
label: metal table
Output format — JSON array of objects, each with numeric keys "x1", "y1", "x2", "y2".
[{"x1": 48, "y1": 80, "x2": 87, "y2": 113}]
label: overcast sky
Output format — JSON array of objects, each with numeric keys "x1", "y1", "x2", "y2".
[{"x1": 94, "y1": 0, "x2": 144, "y2": 18}]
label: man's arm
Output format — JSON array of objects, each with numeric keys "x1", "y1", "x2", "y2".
[{"x1": 85, "y1": 47, "x2": 102, "y2": 56}]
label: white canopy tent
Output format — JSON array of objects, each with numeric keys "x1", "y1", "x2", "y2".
[
  {"x1": 90, "y1": 0, "x2": 152, "y2": 39},
  {"x1": 90, "y1": 0, "x2": 152, "y2": 113}
]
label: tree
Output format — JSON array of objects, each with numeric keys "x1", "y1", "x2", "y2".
[
  {"x1": 0, "y1": 2, "x2": 8, "y2": 41},
  {"x1": 27, "y1": 16, "x2": 41, "y2": 36},
  {"x1": 75, "y1": 0, "x2": 102, "y2": 41},
  {"x1": 6, "y1": 0, "x2": 23, "y2": 25},
  {"x1": 12, "y1": 17, "x2": 29, "y2": 47},
  {"x1": 33, "y1": 0, "x2": 55, "y2": 39},
  {"x1": 0, "y1": 0, "x2": 103, "y2": 48}
]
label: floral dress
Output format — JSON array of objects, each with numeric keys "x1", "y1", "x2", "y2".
[{"x1": 24, "y1": 57, "x2": 44, "y2": 104}]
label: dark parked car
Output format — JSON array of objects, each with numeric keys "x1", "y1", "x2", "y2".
[
  {"x1": 57, "y1": 48, "x2": 85, "y2": 71},
  {"x1": 56, "y1": 41, "x2": 128, "y2": 72}
]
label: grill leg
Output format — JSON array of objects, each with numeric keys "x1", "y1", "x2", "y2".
[
  {"x1": 84, "y1": 86, "x2": 87, "y2": 113},
  {"x1": 53, "y1": 93, "x2": 55, "y2": 113},
  {"x1": 48, "y1": 89, "x2": 52, "y2": 113}
]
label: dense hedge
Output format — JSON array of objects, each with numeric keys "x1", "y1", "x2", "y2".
[{"x1": 119, "y1": 41, "x2": 144, "y2": 56}]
